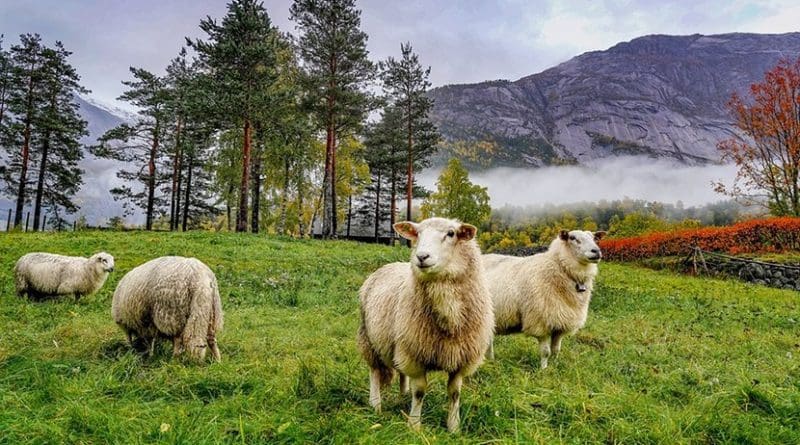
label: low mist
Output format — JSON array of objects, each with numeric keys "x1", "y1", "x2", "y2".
[{"x1": 419, "y1": 156, "x2": 739, "y2": 208}]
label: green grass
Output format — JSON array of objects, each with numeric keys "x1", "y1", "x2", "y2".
[{"x1": 1, "y1": 231, "x2": 799, "y2": 444}]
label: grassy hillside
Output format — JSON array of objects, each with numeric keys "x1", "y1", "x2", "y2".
[{"x1": 1, "y1": 231, "x2": 798, "y2": 444}]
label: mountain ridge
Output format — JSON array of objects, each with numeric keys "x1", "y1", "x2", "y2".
[{"x1": 428, "y1": 32, "x2": 800, "y2": 168}]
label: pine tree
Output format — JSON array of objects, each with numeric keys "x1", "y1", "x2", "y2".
[
  {"x1": 380, "y1": 43, "x2": 439, "y2": 222},
  {"x1": 93, "y1": 68, "x2": 170, "y2": 230},
  {"x1": 290, "y1": 0, "x2": 375, "y2": 237},
  {"x1": 0, "y1": 35, "x2": 12, "y2": 128},
  {"x1": 5, "y1": 34, "x2": 46, "y2": 228},
  {"x1": 31, "y1": 41, "x2": 89, "y2": 231},
  {"x1": 190, "y1": 0, "x2": 279, "y2": 232},
  {"x1": 420, "y1": 158, "x2": 491, "y2": 226}
]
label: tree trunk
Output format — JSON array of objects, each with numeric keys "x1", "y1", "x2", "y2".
[
  {"x1": 250, "y1": 147, "x2": 262, "y2": 234},
  {"x1": 374, "y1": 170, "x2": 381, "y2": 242},
  {"x1": 145, "y1": 121, "x2": 160, "y2": 231},
  {"x1": 346, "y1": 194, "x2": 352, "y2": 237},
  {"x1": 13, "y1": 65, "x2": 36, "y2": 228},
  {"x1": 33, "y1": 128, "x2": 50, "y2": 231},
  {"x1": 226, "y1": 182, "x2": 234, "y2": 231},
  {"x1": 278, "y1": 156, "x2": 290, "y2": 235},
  {"x1": 236, "y1": 118, "x2": 252, "y2": 232},
  {"x1": 169, "y1": 116, "x2": 183, "y2": 231},
  {"x1": 182, "y1": 151, "x2": 193, "y2": 232},
  {"x1": 406, "y1": 105, "x2": 413, "y2": 222},
  {"x1": 323, "y1": 119, "x2": 335, "y2": 237},
  {"x1": 390, "y1": 165, "x2": 397, "y2": 246},
  {"x1": 298, "y1": 176, "x2": 306, "y2": 238}
]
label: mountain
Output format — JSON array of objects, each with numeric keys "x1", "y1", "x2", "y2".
[
  {"x1": 0, "y1": 96, "x2": 134, "y2": 229},
  {"x1": 429, "y1": 32, "x2": 800, "y2": 168}
]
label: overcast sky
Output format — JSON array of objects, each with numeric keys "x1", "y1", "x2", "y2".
[{"x1": 2, "y1": 0, "x2": 799, "y2": 107}]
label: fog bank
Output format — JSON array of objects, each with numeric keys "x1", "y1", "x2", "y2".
[{"x1": 418, "y1": 157, "x2": 739, "y2": 208}]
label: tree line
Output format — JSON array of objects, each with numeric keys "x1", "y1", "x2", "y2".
[
  {"x1": 1, "y1": 0, "x2": 441, "y2": 237},
  {"x1": 0, "y1": 33, "x2": 88, "y2": 231}
]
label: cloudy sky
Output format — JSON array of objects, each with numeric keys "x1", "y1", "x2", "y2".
[{"x1": 2, "y1": 0, "x2": 799, "y2": 107}]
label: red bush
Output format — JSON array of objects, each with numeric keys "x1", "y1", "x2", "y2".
[{"x1": 599, "y1": 217, "x2": 800, "y2": 261}]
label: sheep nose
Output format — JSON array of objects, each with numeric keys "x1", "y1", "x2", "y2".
[
  {"x1": 591, "y1": 248, "x2": 600, "y2": 255},
  {"x1": 416, "y1": 253, "x2": 430, "y2": 263}
]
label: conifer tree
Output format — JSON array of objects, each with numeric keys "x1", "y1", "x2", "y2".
[
  {"x1": 93, "y1": 68, "x2": 170, "y2": 230},
  {"x1": 5, "y1": 34, "x2": 46, "y2": 228},
  {"x1": 380, "y1": 42, "x2": 439, "y2": 222},
  {"x1": 190, "y1": 0, "x2": 279, "y2": 232},
  {"x1": 290, "y1": 0, "x2": 374, "y2": 237},
  {"x1": 32, "y1": 42, "x2": 89, "y2": 231}
]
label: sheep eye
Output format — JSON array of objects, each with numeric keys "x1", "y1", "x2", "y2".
[
  {"x1": 569, "y1": 235, "x2": 575, "y2": 241},
  {"x1": 447, "y1": 230, "x2": 455, "y2": 238}
]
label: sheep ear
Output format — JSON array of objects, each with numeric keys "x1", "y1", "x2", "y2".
[
  {"x1": 594, "y1": 231, "x2": 607, "y2": 241},
  {"x1": 559, "y1": 230, "x2": 569, "y2": 241},
  {"x1": 394, "y1": 221, "x2": 418, "y2": 240},
  {"x1": 457, "y1": 223, "x2": 477, "y2": 241}
]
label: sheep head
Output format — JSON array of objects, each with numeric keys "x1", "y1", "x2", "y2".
[
  {"x1": 395, "y1": 217, "x2": 478, "y2": 278},
  {"x1": 91, "y1": 252, "x2": 115, "y2": 273},
  {"x1": 558, "y1": 230, "x2": 605, "y2": 264}
]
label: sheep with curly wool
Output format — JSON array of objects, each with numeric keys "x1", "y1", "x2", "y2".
[
  {"x1": 14, "y1": 252, "x2": 115, "y2": 301},
  {"x1": 111, "y1": 256, "x2": 223, "y2": 362},
  {"x1": 484, "y1": 230, "x2": 605, "y2": 369},
  {"x1": 357, "y1": 217, "x2": 494, "y2": 433}
]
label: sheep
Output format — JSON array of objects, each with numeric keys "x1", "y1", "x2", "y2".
[
  {"x1": 484, "y1": 230, "x2": 605, "y2": 369},
  {"x1": 111, "y1": 256, "x2": 223, "y2": 362},
  {"x1": 14, "y1": 252, "x2": 115, "y2": 301},
  {"x1": 357, "y1": 217, "x2": 494, "y2": 433}
]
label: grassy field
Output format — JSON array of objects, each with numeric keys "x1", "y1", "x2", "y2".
[{"x1": 1, "y1": 231, "x2": 799, "y2": 444}]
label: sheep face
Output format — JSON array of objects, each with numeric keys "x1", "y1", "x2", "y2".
[
  {"x1": 559, "y1": 230, "x2": 606, "y2": 264},
  {"x1": 395, "y1": 218, "x2": 477, "y2": 277},
  {"x1": 91, "y1": 252, "x2": 115, "y2": 273}
]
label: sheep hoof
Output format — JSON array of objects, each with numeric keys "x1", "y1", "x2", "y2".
[
  {"x1": 540, "y1": 360, "x2": 549, "y2": 370},
  {"x1": 408, "y1": 418, "x2": 421, "y2": 432}
]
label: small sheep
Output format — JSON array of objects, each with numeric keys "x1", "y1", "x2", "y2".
[
  {"x1": 111, "y1": 256, "x2": 223, "y2": 362},
  {"x1": 357, "y1": 217, "x2": 494, "y2": 433},
  {"x1": 484, "y1": 230, "x2": 605, "y2": 369},
  {"x1": 14, "y1": 252, "x2": 115, "y2": 300}
]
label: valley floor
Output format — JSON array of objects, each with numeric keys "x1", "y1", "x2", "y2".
[{"x1": 0, "y1": 232, "x2": 798, "y2": 444}]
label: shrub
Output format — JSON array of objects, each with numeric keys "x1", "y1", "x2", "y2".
[{"x1": 599, "y1": 217, "x2": 800, "y2": 261}]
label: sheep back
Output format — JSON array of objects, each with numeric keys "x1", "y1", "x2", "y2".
[
  {"x1": 14, "y1": 252, "x2": 110, "y2": 299},
  {"x1": 485, "y1": 250, "x2": 596, "y2": 338},
  {"x1": 112, "y1": 256, "x2": 222, "y2": 358}
]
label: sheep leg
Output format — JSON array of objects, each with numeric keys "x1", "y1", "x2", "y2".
[
  {"x1": 208, "y1": 336, "x2": 221, "y2": 363},
  {"x1": 398, "y1": 372, "x2": 409, "y2": 394},
  {"x1": 538, "y1": 336, "x2": 552, "y2": 369},
  {"x1": 446, "y1": 373, "x2": 463, "y2": 433},
  {"x1": 550, "y1": 330, "x2": 565, "y2": 361},
  {"x1": 485, "y1": 338, "x2": 495, "y2": 360},
  {"x1": 408, "y1": 374, "x2": 428, "y2": 431},
  {"x1": 369, "y1": 368, "x2": 383, "y2": 413},
  {"x1": 147, "y1": 337, "x2": 156, "y2": 357},
  {"x1": 172, "y1": 337, "x2": 184, "y2": 357}
]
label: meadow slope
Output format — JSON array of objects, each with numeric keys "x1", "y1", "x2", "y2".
[{"x1": 0, "y1": 231, "x2": 798, "y2": 444}]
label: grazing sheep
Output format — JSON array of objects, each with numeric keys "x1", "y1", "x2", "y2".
[
  {"x1": 14, "y1": 252, "x2": 115, "y2": 300},
  {"x1": 484, "y1": 230, "x2": 605, "y2": 369},
  {"x1": 357, "y1": 217, "x2": 494, "y2": 433},
  {"x1": 111, "y1": 256, "x2": 223, "y2": 362}
]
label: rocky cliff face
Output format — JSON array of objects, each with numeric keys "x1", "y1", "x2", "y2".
[{"x1": 429, "y1": 33, "x2": 800, "y2": 167}]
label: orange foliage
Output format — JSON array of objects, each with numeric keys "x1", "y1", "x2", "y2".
[
  {"x1": 599, "y1": 217, "x2": 800, "y2": 261},
  {"x1": 716, "y1": 58, "x2": 800, "y2": 216}
]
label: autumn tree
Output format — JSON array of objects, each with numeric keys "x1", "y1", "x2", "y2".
[
  {"x1": 290, "y1": 0, "x2": 374, "y2": 237},
  {"x1": 420, "y1": 158, "x2": 490, "y2": 225},
  {"x1": 716, "y1": 57, "x2": 800, "y2": 216}
]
